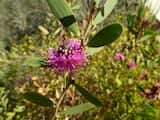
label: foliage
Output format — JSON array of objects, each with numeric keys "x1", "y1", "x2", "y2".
[{"x1": 1, "y1": 0, "x2": 160, "y2": 120}]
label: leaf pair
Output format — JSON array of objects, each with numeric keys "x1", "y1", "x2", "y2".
[
  {"x1": 47, "y1": 0, "x2": 123, "y2": 55},
  {"x1": 23, "y1": 83, "x2": 102, "y2": 116},
  {"x1": 62, "y1": 83, "x2": 102, "y2": 116},
  {"x1": 23, "y1": 84, "x2": 102, "y2": 107}
]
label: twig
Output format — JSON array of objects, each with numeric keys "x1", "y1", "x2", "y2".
[
  {"x1": 51, "y1": 81, "x2": 71, "y2": 120},
  {"x1": 82, "y1": 1, "x2": 96, "y2": 43}
]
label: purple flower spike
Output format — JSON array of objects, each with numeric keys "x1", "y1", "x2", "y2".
[
  {"x1": 48, "y1": 39, "x2": 87, "y2": 74},
  {"x1": 114, "y1": 52, "x2": 125, "y2": 61},
  {"x1": 127, "y1": 61, "x2": 136, "y2": 69}
]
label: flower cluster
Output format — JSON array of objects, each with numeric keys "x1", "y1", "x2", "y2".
[
  {"x1": 48, "y1": 39, "x2": 87, "y2": 74},
  {"x1": 127, "y1": 61, "x2": 136, "y2": 69},
  {"x1": 114, "y1": 52, "x2": 136, "y2": 69},
  {"x1": 114, "y1": 52, "x2": 125, "y2": 61}
]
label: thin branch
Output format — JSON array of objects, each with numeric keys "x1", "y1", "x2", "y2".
[{"x1": 51, "y1": 81, "x2": 71, "y2": 120}]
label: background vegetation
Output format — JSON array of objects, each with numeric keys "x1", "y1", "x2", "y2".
[{"x1": 1, "y1": 0, "x2": 160, "y2": 120}]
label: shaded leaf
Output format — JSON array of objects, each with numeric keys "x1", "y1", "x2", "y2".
[
  {"x1": 23, "y1": 92, "x2": 54, "y2": 107},
  {"x1": 0, "y1": 82, "x2": 4, "y2": 87},
  {"x1": 59, "y1": 15, "x2": 76, "y2": 27},
  {"x1": 125, "y1": 94, "x2": 132, "y2": 106},
  {"x1": 47, "y1": 0, "x2": 80, "y2": 36},
  {"x1": 87, "y1": 23, "x2": 122, "y2": 47},
  {"x1": 73, "y1": 83, "x2": 102, "y2": 107},
  {"x1": 136, "y1": 83, "x2": 144, "y2": 92},
  {"x1": 94, "y1": 0, "x2": 118, "y2": 24},
  {"x1": 62, "y1": 102, "x2": 95, "y2": 116}
]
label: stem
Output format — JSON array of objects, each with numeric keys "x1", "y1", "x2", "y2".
[
  {"x1": 82, "y1": 2, "x2": 96, "y2": 43},
  {"x1": 51, "y1": 79, "x2": 72, "y2": 120}
]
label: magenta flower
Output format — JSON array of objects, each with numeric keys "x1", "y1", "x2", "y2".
[
  {"x1": 114, "y1": 52, "x2": 125, "y2": 61},
  {"x1": 127, "y1": 61, "x2": 136, "y2": 69},
  {"x1": 48, "y1": 39, "x2": 87, "y2": 74}
]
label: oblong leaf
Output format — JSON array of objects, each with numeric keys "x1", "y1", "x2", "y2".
[
  {"x1": 59, "y1": 15, "x2": 76, "y2": 27},
  {"x1": 23, "y1": 56, "x2": 46, "y2": 68},
  {"x1": 94, "y1": 0, "x2": 118, "y2": 24},
  {"x1": 87, "y1": 23, "x2": 122, "y2": 47},
  {"x1": 62, "y1": 102, "x2": 95, "y2": 116},
  {"x1": 87, "y1": 47, "x2": 104, "y2": 55},
  {"x1": 23, "y1": 92, "x2": 54, "y2": 107},
  {"x1": 138, "y1": 35, "x2": 153, "y2": 42},
  {"x1": 74, "y1": 83, "x2": 102, "y2": 107},
  {"x1": 47, "y1": 0, "x2": 80, "y2": 36}
]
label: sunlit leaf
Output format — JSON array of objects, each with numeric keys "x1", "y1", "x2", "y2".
[
  {"x1": 23, "y1": 56, "x2": 46, "y2": 68},
  {"x1": 62, "y1": 102, "x2": 95, "y2": 116},
  {"x1": 87, "y1": 47, "x2": 104, "y2": 55},
  {"x1": 47, "y1": 0, "x2": 80, "y2": 36},
  {"x1": 139, "y1": 35, "x2": 153, "y2": 42},
  {"x1": 14, "y1": 106, "x2": 25, "y2": 113},
  {"x1": 95, "y1": 0, "x2": 101, "y2": 8},
  {"x1": 94, "y1": 0, "x2": 118, "y2": 24},
  {"x1": 73, "y1": 83, "x2": 102, "y2": 107},
  {"x1": 23, "y1": 92, "x2": 54, "y2": 107},
  {"x1": 87, "y1": 23, "x2": 122, "y2": 47}
]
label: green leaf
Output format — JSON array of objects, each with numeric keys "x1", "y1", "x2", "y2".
[
  {"x1": 14, "y1": 106, "x2": 25, "y2": 113},
  {"x1": 47, "y1": 0, "x2": 80, "y2": 36},
  {"x1": 59, "y1": 15, "x2": 76, "y2": 27},
  {"x1": 23, "y1": 56, "x2": 46, "y2": 68},
  {"x1": 138, "y1": 3, "x2": 145, "y2": 19},
  {"x1": 23, "y1": 92, "x2": 54, "y2": 107},
  {"x1": 73, "y1": 83, "x2": 102, "y2": 107},
  {"x1": 0, "y1": 82, "x2": 4, "y2": 87},
  {"x1": 127, "y1": 15, "x2": 137, "y2": 34},
  {"x1": 136, "y1": 83, "x2": 144, "y2": 92},
  {"x1": 94, "y1": 0, "x2": 118, "y2": 24},
  {"x1": 125, "y1": 94, "x2": 132, "y2": 106},
  {"x1": 138, "y1": 35, "x2": 153, "y2": 42},
  {"x1": 87, "y1": 47, "x2": 104, "y2": 55},
  {"x1": 62, "y1": 102, "x2": 95, "y2": 116},
  {"x1": 137, "y1": 104, "x2": 157, "y2": 120},
  {"x1": 156, "y1": 35, "x2": 160, "y2": 43},
  {"x1": 95, "y1": 0, "x2": 101, "y2": 8},
  {"x1": 87, "y1": 23, "x2": 122, "y2": 47}
]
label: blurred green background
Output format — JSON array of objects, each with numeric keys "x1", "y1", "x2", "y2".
[{"x1": 1, "y1": 0, "x2": 160, "y2": 120}]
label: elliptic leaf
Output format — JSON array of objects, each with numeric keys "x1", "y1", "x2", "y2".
[
  {"x1": 23, "y1": 92, "x2": 54, "y2": 107},
  {"x1": 62, "y1": 102, "x2": 95, "y2": 116},
  {"x1": 74, "y1": 83, "x2": 102, "y2": 107},
  {"x1": 87, "y1": 23, "x2": 122, "y2": 47}
]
